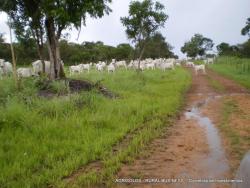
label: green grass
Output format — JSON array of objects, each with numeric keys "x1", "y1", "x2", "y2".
[
  {"x1": 193, "y1": 60, "x2": 204, "y2": 65},
  {"x1": 209, "y1": 56, "x2": 250, "y2": 89},
  {"x1": 0, "y1": 68, "x2": 191, "y2": 188}
]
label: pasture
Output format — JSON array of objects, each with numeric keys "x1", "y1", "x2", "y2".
[
  {"x1": 210, "y1": 56, "x2": 250, "y2": 89},
  {"x1": 0, "y1": 68, "x2": 191, "y2": 187}
]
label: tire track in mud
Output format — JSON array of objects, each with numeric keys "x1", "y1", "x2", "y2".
[{"x1": 115, "y1": 68, "x2": 248, "y2": 188}]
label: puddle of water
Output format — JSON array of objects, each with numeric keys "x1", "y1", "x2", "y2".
[
  {"x1": 185, "y1": 97, "x2": 229, "y2": 178},
  {"x1": 233, "y1": 151, "x2": 250, "y2": 188}
]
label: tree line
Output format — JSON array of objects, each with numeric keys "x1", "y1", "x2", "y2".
[
  {"x1": 181, "y1": 17, "x2": 250, "y2": 59},
  {"x1": 0, "y1": 32, "x2": 175, "y2": 65}
]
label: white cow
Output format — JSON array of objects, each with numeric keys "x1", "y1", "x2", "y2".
[
  {"x1": 186, "y1": 61, "x2": 194, "y2": 67},
  {"x1": 128, "y1": 60, "x2": 138, "y2": 69},
  {"x1": 111, "y1": 59, "x2": 116, "y2": 64},
  {"x1": 204, "y1": 58, "x2": 214, "y2": 64},
  {"x1": 96, "y1": 64, "x2": 104, "y2": 72},
  {"x1": 32, "y1": 60, "x2": 51, "y2": 75},
  {"x1": 100, "y1": 61, "x2": 106, "y2": 67},
  {"x1": 32, "y1": 60, "x2": 64, "y2": 75},
  {"x1": 128, "y1": 60, "x2": 134, "y2": 69},
  {"x1": 107, "y1": 63, "x2": 115, "y2": 73},
  {"x1": 0, "y1": 59, "x2": 5, "y2": 64},
  {"x1": 0, "y1": 61, "x2": 13, "y2": 75},
  {"x1": 17, "y1": 68, "x2": 34, "y2": 78},
  {"x1": 140, "y1": 62, "x2": 147, "y2": 71},
  {"x1": 115, "y1": 60, "x2": 127, "y2": 69},
  {"x1": 81, "y1": 63, "x2": 91, "y2": 73},
  {"x1": 166, "y1": 58, "x2": 176, "y2": 65},
  {"x1": 155, "y1": 59, "x2": 163, "y2": 69},
  {"x1": 95, "y1": 61, "x2": 106, "y2": 72},
  {"x1": 146, "y1": 62, "x2": 155, "y2": 70},
  {"x1": 160, "y1": 62, "x2": 175, "y2": 71},
  {"x1": 69, "y1": 65, "x2": 83, "y2": 75},
  {"x1": 194, "y1": 64, "x2": 206, "y2": 75}
]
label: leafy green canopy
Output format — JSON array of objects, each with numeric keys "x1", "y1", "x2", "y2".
[
  {"x1": 0, "y1": 0, "x2": 112, "y2": 35},
  {"x1": 217, "y1": 42, "x2": 238, "y2": 56},
  {"x1": 1, "y1": 0, "x2": 112, "y2": 79},
  {"x1": 181, "y1": 34, "x2": 214, "y2": 58},
  {"x1": 217, "y1": 40, "x2": 250, "y2": 58},
  {"x1": 241, "y1": 17, "x2": 250, "y2": 38},
  {"x1": 121, "y1": 0, "x2": 168, "y2": 45},
  {"x1": 140, "y1": 32, "x2": 175, "y2": 59}
]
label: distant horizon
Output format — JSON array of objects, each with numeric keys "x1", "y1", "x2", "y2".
[{"x1": 0, "y1": 0, "x2": 249, "y2": 58}]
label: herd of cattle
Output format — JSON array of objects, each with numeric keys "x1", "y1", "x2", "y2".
[
  {"x1": 0, "y1": 57, "x2": 215, "y2": 79},
  {"x1": 69, "y1": 58, "x2": 178, "y2": 75}
]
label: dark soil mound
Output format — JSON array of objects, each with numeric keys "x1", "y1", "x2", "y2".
[
  {"x1": 68, "y1": 79, "x2": 93, "y2": 92},
  {"x1": 38, "y1": 79, "x2": 118, "y2": 99}
]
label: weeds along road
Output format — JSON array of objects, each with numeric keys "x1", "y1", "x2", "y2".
[{"x1": 116, "y1": 68, "x2": 249, "y2": 188}]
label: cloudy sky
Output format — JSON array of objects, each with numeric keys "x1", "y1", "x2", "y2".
[{"x1": 0, "y1": 0, "x2": 249, "y2": 57}]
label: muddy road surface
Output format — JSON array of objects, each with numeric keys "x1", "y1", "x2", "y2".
[{"x1": 115, "y1": 69, "x2": 249, "y2": 188}]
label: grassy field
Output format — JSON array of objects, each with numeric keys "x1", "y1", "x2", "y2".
[
  {"x1": 209, "y1": 56, "x2": 250, "y2": 89},
  {"x1": 0, "y1": 68, "x2": 191, "y2": 187}
]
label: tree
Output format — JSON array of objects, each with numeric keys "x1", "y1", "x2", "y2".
[
  {"x1": 181, "y1": 34, "x2": 214, "y2": 58},
  {"x1": 237, "y1": 40, "x2": 250, "y2": 58},
  {"x1": 42, "y1": 0, "x2": 112, "y2": 79},
  {"x1": 121, "y1": 0, "x2": 168, "y2": 70},
  {"x1": 216, "y1": 42, "x2": 250, "y2": 57},
  {"x1": 241, "y1": 17, "x2": 250, "y2": 38},
  {"x1": 0, "y1": 0, "x2": 47, "y2": 73},
  {"x1": 115, "y1": 43, "x2": 134, "y2": 61},
  {"x1": 217, "y1": 42, "x2": 233, "y2": 56},
  {"x1": 7, "y1": 17, "x2": 18, "y2": 89},
  {"x1": 141, "y1": 32, "x2": 175, "y2": 59},
  {"x1": 1, "y1": 0, "x2": 112, "y2": 79}
]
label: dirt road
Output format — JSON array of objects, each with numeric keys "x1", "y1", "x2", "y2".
[{"x1": 115, "y1": 68, "x2": 248, "y2": 188}]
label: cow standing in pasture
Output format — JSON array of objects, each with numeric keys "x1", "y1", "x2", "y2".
[
  {"x1": 204, "y1": 58, "x2": 214, "y2": 64},
  {"x1": 160, "y1": 62, "x2": 175, "y2": 71},
  {"x1": 80, "y1": 63, "x2": 92, "y2": 73},
  {"x1": 194, "y1": 64, "x2": 206, "y2": 75},
  {"x1": 17, "y1": 68, "x2": 34, "y2": 78},
  {"x1": 32, "y1": 60, "x2": 51, "y2": 75},
  {"x1": 115, "y1": 60, "x2": 127, "y2": 70},
  {"x1": 0, "y1": 61, "x2": 13, "y2": 75},
  {"x1": 186, "y1": 61, "x2": 194, "y2": 67},
  {"x1": 69, "y1": 65, "x2": 83, "y2": 75},
  {"x1": 107, "y1": 63, "x2": 116, "y2": 73}
]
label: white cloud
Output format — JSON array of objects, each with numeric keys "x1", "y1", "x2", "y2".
[{"x1": 0, "y1": 12, "x2": 10, "y2": 42}]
